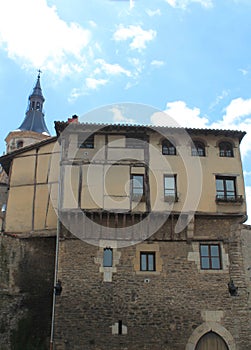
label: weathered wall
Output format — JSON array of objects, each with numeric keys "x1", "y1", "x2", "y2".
[
  {"x1": 5, "y1": 141, "x2": 58, "y2": 233},
  {"x1": 241, "y1": 225, "x2": 251, "y2": 310},
  {"x1": 53, "y1": 218, "x2": 251, "y2": 350},
  {"x1": 0, "y1": 235, "x2": 55, "y2": 350}
]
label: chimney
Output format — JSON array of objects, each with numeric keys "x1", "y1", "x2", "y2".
[{"x1": 68, "y1": 115, "x2": 79, "y2": 123}]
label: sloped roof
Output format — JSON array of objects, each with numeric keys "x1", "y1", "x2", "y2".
[
  {"x1": 0, "y1": 136, "x2": 57, "y2": 174},
  {"x1": 55, "y1": 120, "x2": 246, "y2": 142}
]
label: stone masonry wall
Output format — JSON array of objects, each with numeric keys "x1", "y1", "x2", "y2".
[
  {"x1": 53, "y1": 217, "x2": 251, "y2": 350},
  {"x1": 0, "y1": 235, "x2": 55, "y2": 350}
]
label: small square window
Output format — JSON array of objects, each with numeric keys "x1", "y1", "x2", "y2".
[
  {"x1": 140, "y1": 252, "x2": 156, "y2": 271},
  {"x1": 200, "y1": 244, "x2": 221, "y2": 270}
]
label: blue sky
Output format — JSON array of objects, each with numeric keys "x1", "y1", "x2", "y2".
[{"x1": 0, "y1": 0, "x2": 250, "y2": 223}]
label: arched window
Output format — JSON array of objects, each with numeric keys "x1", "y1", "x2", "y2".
[
  {"x1": 219, "y1": 142, "x2": 233, "y2": 157},
  {"x1": 103, "y1": 248, "x2": 113, "y2": 267},
  {"x1": 162, "y1": 140, "x2": 176, "y2": 155},
  {"x1": 191, "y1": 141, "x2": 205, "y2": 157},
  {"x1": 16, "y1": 140, "x2": 24, "y2": 149},
  {"x1": 195, "y1": 331, "x2": 229, "y2": 350},
  {"x1": 36, "y1": 102, "x2": 40, "y2": 110}
]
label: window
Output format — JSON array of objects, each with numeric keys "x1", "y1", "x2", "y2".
[
  {"x1": 162, "y1": 140, "x2": 176, "y2": 155},
  {"x1": 103, "y1": 248, "x2": 113, "y2": 267},
  {"x1": 16, "y1": 140, "x2": 23, "y2": 149},
  {"x1": 79, "y1": 135, "x2": 94, "y2": 149},
  {"x1": 164, "y1": 175, "x2": 178, "y2": 201},
  {"x1": 36, "y1": 101, "x2": 40, "y2": 110},
  {"x1": 219, "y1": 142, "x2": 233, "y2": 157},
  {"x1": 131, "y1": 174, "x2": 144, "y2": 201},
  {"x1": 215, "y1": 176, "x2": 241, "y2": 202},
  {"x1": 200, "y1": 244, "x2": 221, "y2": 270},
  {"x1": 191, "y1": 141, "x2": 205, "y2": 156},
  {"x1": 140, "y1": 252, "x2": 156, "y2": 271},
  {"x1": 126, "y1": 135, "x2": 145, "y2": 148}
]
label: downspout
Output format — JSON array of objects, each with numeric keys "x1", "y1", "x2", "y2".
[{"x1": 50, "y1": 139, "x2": 64, "y2": 350}]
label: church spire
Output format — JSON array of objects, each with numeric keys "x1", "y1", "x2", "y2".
[
  {"x1": 18, "y1": 71, "x2": 50, "y2": 135},
  {"x1": 5, "y1": 72, "x2": 51, "y2": 153}
]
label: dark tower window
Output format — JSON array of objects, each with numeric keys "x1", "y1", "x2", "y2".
[
  {"x1": 31, "y1": 101, "x2": 35, "y2": 110},
  {"x1": 36, "y1": 102, "x2": 40, "y2": 110},
  {"x1": 219, "y1": 142, "x2": 233, "y2": 157},
  {"x1": 16, "y1": 140, "x2": 24, "y2": 149}
]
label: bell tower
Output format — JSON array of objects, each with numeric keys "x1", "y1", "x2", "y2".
[{"x1": 5, "y1": 71, "x2": 50, "y2": 153}]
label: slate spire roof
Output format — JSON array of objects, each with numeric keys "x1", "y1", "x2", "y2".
[{"x1": 18, "y1": 71, "x2": 50, "y2": 135}]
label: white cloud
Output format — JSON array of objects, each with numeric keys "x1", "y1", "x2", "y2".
[
  {"x1": 86, "y1": 77, "x2": 108, "y2": 90},
  {"x1": 110, "y1": 107, "x2": 136, "y2": 124},
  {"x1": 68, "y1": 76, "x2": 109, "y2": 101},
  {"x1": 151, "y1": 60, "x2": 165, "y2": 67},
  {"x1": 146, "y1": 9, "x2": 161, "y2": 16},
  {"x1": 209, "y1": 90, "x2": 229, "y2": 110},
  {"x1": 113, "y1": 25, "x2": 156, "y2": 50},
  {"x1": 151, "y1": 97, "x2": 251, "y2": 158},
  {"x1": 129, "y1": 0, "x2": 135, "y2": 10},
  {"x1": 220, "y1": 97, "x2": 251, "y2": 124},
  {"x1": 210, "y1": 97, "x2": 251, "y2": 158},
  {"x1": 0, "y1": 0, "x2": 91, "y2": 76},
  {"x1": 165, "y1": 0, "x2": 213, "y2": 9},
  {"x1": 244, "y1": 171, "x2": 251, "y2": 177},
  {"x1": 89, "y1": 20, "x2": 97, "y2": 28},
  {"x1": 239, "y1": 68, "x2": 249, "y2": 76},
  {"x1": 151, "y1": 101, "x2": 209, "y2": 128},
  {"x1": 95, "y1": 59, "x2": 132, "y2": 77}
]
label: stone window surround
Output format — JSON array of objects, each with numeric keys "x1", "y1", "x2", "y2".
[
  {"x1": 188, "y1": 241, "x2": 229, "y2": 273},
  {"x1": 133, "y1": 243, "x2": 163, "y2": 275},
  {"x1": 95, "y1": 240, "x2": 121, "y2": 282}
]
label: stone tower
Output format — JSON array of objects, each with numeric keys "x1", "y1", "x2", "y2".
[{"x1": 5, "y1": 71, "x2": 50, "y2": 153}]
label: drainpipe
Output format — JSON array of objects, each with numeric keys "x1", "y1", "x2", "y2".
[{"x1": 50, "y1": 139, "x2": 64, "y2": 350}]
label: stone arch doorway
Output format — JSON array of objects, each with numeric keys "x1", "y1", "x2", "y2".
[
  {"x1": 195, "y1": 331, "x2": 229, "y2": 350},
  {"x1": 186, "y1": 322, "x2": 236, "y2": 350}
]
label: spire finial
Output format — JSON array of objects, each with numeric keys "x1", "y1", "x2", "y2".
[{"x1": 37, "y1": 69, "x2": 42, "y2": 79}]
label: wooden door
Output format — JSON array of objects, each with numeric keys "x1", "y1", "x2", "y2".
[{"x1": 195, "y1": 332, "x2": 229, "y2": 350}]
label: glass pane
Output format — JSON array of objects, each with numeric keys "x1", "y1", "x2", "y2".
[
  {"x1": 201, "y1": 257, "x2": 209, "y2": 269},
  {"x1": 169, "y1": 147, "x2": 175, "y2": 155},
  {"x1": 165, "y1": 189, "x2": 175, "y2": 196},
  {"x1": 210, "y1": 245, "x2": 219, "y2": 257},
  {"x1": 165, "y1": 176, "x2": 175, "y2": 189},
  {"x1": 103, "y1": 248, "x2": 113, "y2": 267},
  {"x1": 216, "y1": 179, "x2": 224, "y2": 191},
  {"x1": 133, "y1": 176, "x2": 143, "y2": 194},
  {"x1": 226, "y1": 180, "x2": 234, "y2": 191},
  {"x1": 197, "y1": 148, "x2": 204, "y2": 156},
  {"x1": 141, "y1": 254, "x2": 147, "y2": 271},
  {"x1": 211, "y1": 257, "x2": 220, "y2": 269},
  {"x1": 148, "y1": 254, "x2": 155, "y2": 271},
  {"x1": 162, "y1": 145, "x2": 168, "y2": 153},
  {"x1": 133, "y1": 175, "x2": 143, "y2": 185},
  {"x1": 200, "y1": 245, "x2": 209, "y2": 256}
]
